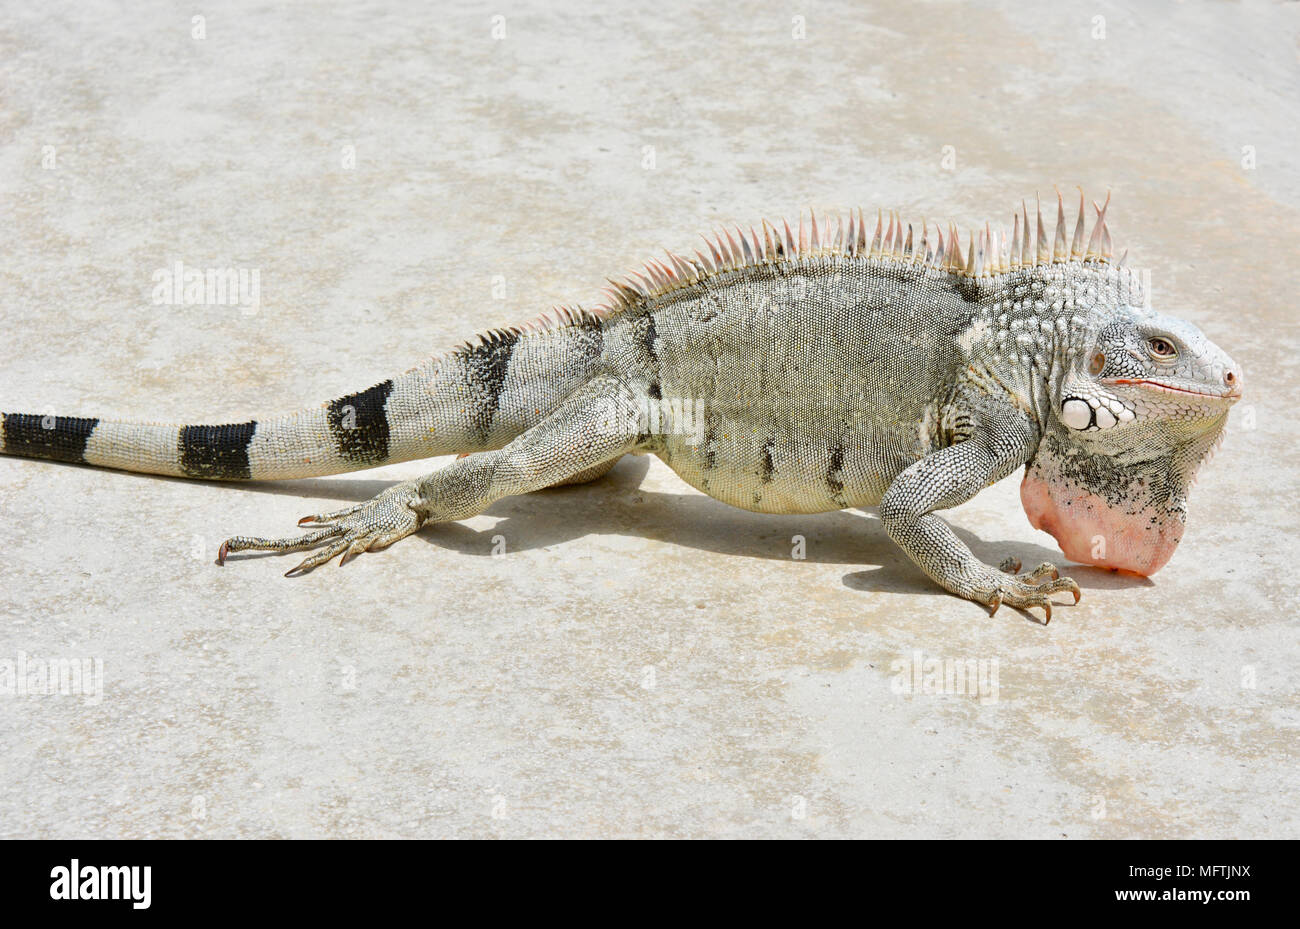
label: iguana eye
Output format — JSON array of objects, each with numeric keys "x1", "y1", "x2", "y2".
[{"x1": 1147, "y1": 337, "x2": 1177, "y2": 359}]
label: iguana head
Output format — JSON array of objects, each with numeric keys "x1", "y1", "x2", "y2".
[{"x1": 1022, "y1": 297, "x2": 1241, "y2": 575}]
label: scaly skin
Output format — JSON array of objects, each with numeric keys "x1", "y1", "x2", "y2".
[{"x1": 3, "y1": 190, "x2": 1241, "y2": 621}]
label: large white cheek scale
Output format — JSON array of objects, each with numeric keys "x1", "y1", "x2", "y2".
[
  {"x1": 1060, "y1": 396, "x2": 1135, "y2": 431},
  {"x1": 1061, "y1": 398, "x2": 1093, "y2": 430}
]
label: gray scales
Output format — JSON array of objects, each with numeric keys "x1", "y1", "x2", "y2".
[{"x1": 0, "y1": 190, "x2": 1241, "y2": 621}]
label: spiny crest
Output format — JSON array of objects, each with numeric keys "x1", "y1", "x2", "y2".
[
  {"x1": 469, "y1": 188, "x2": 1121, "y2": 337},
  {"x1": 595, "y1": 187, "x2": 1119, "y2": 313},
  {"x1": 456, "y1": 304, "x2": 605, "y2": 354}
]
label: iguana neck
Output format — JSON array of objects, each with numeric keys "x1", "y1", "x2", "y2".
[{"x1": 1021, "y1": 409, "x2": 1228, "y2": 575}]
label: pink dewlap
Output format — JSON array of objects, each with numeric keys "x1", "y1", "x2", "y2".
[{"x1": 1019, "y1": 472, "x2": 1182, "y2": 576}]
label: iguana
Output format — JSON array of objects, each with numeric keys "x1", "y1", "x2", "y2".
[{"x1": 0, "y1": 189, "x2": 1241, "y2": 620}]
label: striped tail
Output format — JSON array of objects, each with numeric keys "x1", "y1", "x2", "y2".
[{"x1": 0, "y1": 312, "x2": 606, "y2": 480}]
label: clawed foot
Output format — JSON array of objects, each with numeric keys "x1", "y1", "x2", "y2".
[
  {"x1": 984, "y1": 558, "x2": 1081, "y2": 623},
  {"x1": 217, "y1": 481, "x2": 424, "y2": 576}
]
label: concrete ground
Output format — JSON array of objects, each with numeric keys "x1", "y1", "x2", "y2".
[{"x1": 1, "y1": 0, "x2": 1296, "y2": 838}]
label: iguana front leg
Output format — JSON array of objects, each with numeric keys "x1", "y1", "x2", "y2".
[
  {"x1": 879, "y1": 406, "x2": 1081, "y2": 622},
  {"x1": 218, "y1": 375, "x2": 647, "y2": 574}
]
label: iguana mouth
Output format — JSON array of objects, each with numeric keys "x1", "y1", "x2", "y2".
[{"x1": 1103, "y1": 378, "x2": 1241, "y2": 400}]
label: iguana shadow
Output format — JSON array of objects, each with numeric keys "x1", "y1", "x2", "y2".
[{"x1": 227, "y1": 455, "x2": 1152, "y2": 594}]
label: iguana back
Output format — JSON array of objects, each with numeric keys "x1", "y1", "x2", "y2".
[{"x1": 608, "y1": 240, "x2": 973, "y2": 513}]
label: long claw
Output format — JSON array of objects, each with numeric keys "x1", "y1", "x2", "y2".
[
  {"x1": 338, "y1": 540, "x2": 368, "y2": 566},
  {"x1": 1037, "y1": 576, "x2": 1081, "y2": 600},
  {"x1": 297, "y1": 501, "x2": 368, "y2": 526}
]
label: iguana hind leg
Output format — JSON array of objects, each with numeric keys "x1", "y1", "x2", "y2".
[
  {"x1": 453, "y1": 453, "x2": 622, "y2": 488},
  {"x1": 546, "y1": 456, "x2": 621, "y2": 487},
  {"x1": 218, "y1": 375, "x2": 646, "y2": 574}
]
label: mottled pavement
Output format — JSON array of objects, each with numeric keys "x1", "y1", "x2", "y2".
[{"x1": 0, "y1": 0, "x2": 1296, "y2": 837}]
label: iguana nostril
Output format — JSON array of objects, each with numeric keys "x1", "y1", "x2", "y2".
[{"x1": 1224, "y1": 370, "x2": 1237, "y2": 387}]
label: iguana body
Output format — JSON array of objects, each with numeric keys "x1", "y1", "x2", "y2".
[{"x1": 1, "y1": 190, "x2": 1241, "y2": 620}]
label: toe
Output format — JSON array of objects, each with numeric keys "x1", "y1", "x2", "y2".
[
  {"x1": 285, "y1": 537, "x2": 352, "y2": 575},
  {"x1": 222, "y1": 526, "x2": 342, "y2": 557},
  {"x1": 1025, "y1": 562, "x2": 1060, "y2": 582},
  {"x1": 338, "y1": 539, "x2": 370, "y2": 566},
  {"x1": 1039, "y1": 576, "x2": 1081, "y2": 602}
]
